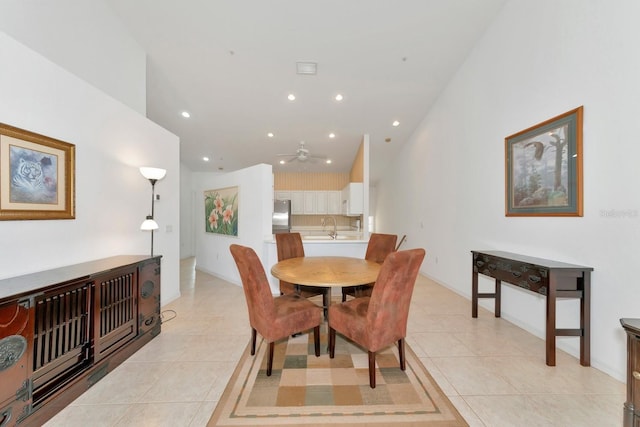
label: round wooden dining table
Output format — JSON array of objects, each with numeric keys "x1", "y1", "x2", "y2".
[{"x1": 270, "y1": 256, "x2": 381, "y2": 289}]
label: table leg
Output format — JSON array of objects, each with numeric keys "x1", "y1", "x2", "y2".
[
  {"x1": 322, "y1": 289, "x2": 329, "y2": 321},
  {"x1": 546, "y1": 273, "x2": 557, "y2": 366},
  {"x1": 580, "y1": 272, "x2": 591, "y2": 366},
  {"x1": 495, "y1": 279, "x2": 501, "y2": 317},
  {"x1": 472, "y1": 269, "x2": 478, "y2": 318}
]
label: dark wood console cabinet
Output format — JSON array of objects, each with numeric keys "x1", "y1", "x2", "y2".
[
  {"x1": 0, "y1": 255, "x2": 161, "y2": 426},
  {"x1": 471, "y1": 250, "x2": 592, "y2": 367},
  {"x1": 621, "y1": 318, "x2": 640, "y2": 427}
]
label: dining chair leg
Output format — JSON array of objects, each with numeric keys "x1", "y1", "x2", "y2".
[
  {"x1": 251, "y1": 328, "x2": 257, "y2": 355},
  {"x1": 341, "y1": 289, "x2": 347, "y2": 302},
  {"x1": 368, "y1": 351, "x2": 376, "y2": 388},
  {"x1": 266, "y1": 341, "x2": 275, "y2": 376},
  {"x1": 328, "y1": 327, "x2": 336, "y2": 358},
  {"x1": 398, "y1": 338, "x2": 406, "y2": 371},
  {"x1": 313, "y1": 325, "x2": 320, "y2": 357}
]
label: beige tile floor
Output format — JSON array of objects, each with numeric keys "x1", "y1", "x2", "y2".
[{"x1": 45, "y1": 257, "x2": 625, "y2": 427}]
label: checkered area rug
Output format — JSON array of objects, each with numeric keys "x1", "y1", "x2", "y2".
[{"x1": 208, "y1": 326, "x2": 468, "y2": 426}]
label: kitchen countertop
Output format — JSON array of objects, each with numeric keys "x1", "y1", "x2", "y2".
[{"x1": 267, "y1": 229, "x2": 367, "y2": 243}]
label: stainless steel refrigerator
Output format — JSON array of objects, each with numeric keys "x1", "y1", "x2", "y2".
[{"x1": 272, "y1": 199, "x2": 291, "y2": 234}]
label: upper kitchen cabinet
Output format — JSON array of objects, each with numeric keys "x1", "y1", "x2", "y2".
[
  {"x1": 314, "y1": 191, "x2": 327, "y2": 215},
  {"x1": 275, "y1": 191, "x2": 291, "y2": 201},
  {"x1": 327, "y1": 191, "x2": 341, "y2": 215},
  {"x1": 341, "y1": 183, "x2": 363, "y2": 216},
  {"x1": 290, "y1": 191, "x2": 304, "y2": 214},
  {"x1": 303, "y1": 192, "x2": 317, "y2": 214}
]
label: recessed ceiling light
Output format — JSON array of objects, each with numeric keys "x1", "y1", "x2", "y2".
[
  {"x1": 203, "y1": 156, "x2": 210, "y2": 162},
  {"x1": 267, "y1": 132, "x2": 274, "y2": 138},
  {"x1": 335, "y1": 94, "x2": 343, "y2": 101},
  {"x1": 329, "y1": 133, "x2": 336, "y2": 139},
  {"x1": 279, "y1": 160, "x2": 286, "y2": 164},
  {"x1": 287, "y1": 94, "x2": 296, "y2": 101},
  {"x1": 326, "y1": 159, "x2": 332, "y2": 164},
  {"x1": 181, "y1": 111, "x2": 191, "y2": 118},
  {"x1": 392, "y1": 120, "x2": 400, "y2": 127}
]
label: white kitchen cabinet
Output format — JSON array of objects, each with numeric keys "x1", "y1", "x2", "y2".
[
  {"x1": 290, "y1": 191, "x2": 304, "y2": 214},
  {"x1": 274, "y1": 191, "x2": 291, "y2": 201},
  {"x1": 303, "y1": 192, "x2": 317, "y2": 214},
  {"x1": 275, "y1": 190, "x2": 342, "y2": 215},
  {"x1": 327, "y1": 191, "x2": 341, "y2": 214},
  {"x1": 341, "y1": 183, "x2": 363, "y2": 216},
  {"x1": 315, "y1": 191, "x2": 328, "y2": 214}
]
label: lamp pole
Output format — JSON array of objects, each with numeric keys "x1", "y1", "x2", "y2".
[{"x1": 149, "y1": 179, "x2": 157, "y2": 256}]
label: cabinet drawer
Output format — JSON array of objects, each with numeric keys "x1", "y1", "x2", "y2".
[{"x1": 474, "y1": 254, "x2": 549, "y2": 295}]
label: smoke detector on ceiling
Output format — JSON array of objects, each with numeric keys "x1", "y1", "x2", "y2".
[{"x1": 296, "y1": 62, "x2": 317, "y2": 75}]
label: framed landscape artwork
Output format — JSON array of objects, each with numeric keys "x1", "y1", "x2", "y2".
[
  {"x1": 0, "y1": 123, "x2": 75, "y2": 220},
  {"x1": 505, "y1": 106, "x2": 584, "y2": 217},
  {"x1": 204, "y1": 186, "x2": 238, "y2": 236}
]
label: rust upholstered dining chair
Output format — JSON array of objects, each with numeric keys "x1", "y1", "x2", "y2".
[
  {"x1": 275, "y1": 232, "x2": 330, "y2": 317},
  {"x1": 341, "y1": 233, "x2": 398, "y2": 302},
  {"x1": 230, "y1": 244, "x2": 322, "y2": 376},
  {"x1": 328, "y1": 248, "x2": 425, "y2": 388}
]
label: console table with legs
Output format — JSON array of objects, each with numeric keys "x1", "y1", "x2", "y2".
[{"x1": 471, "y1": 250, "x2": 592, "y2": 367}]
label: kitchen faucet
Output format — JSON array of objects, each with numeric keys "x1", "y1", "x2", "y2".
[{"x1": 321, "y1": 216, "x2": 337, "y2": 239}]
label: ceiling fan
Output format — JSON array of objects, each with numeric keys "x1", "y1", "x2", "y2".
[{"x1": 277, "y1": 141, "x2": 325, "y2": 163}]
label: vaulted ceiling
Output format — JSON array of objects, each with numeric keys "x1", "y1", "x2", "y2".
[{"x1": 106, "y1": 0, "x2": 506, "y2": 183}]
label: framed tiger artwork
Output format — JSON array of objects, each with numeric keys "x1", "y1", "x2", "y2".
[{"x1": 0, "y1": 123, "x2": 75, "y2": 220}]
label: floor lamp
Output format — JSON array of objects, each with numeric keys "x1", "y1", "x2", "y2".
[{"x1": 140, "y1": 167, "x2": 167, "y2": 256}]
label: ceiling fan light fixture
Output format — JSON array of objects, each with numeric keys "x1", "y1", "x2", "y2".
[
  {"x1": 296, "y1": 61, "x2": 317, "y2": 75},
  {"x1": 287, "y1": 93, "x2": 296, "y2": 101},
  {"x1": 335, "y1": 94, "x2": 344, "y2": 101}
]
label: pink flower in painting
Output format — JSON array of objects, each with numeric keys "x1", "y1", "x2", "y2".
[
  {"x1": 222, "y1": 205, "x2": 234, "y2": 224},
  {"x1": 209, "y1": 211, "x2": 218, "y2": 229},
  {"x1": 214, "y1": 194, "x2": 224, "y2": 214}
]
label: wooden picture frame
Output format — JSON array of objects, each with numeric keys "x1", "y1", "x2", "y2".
[
  {"x1": 0, "y1": 123, "x2": 75, "y2": 220},
  {"x1": 505, "y1": 106, "x2": 583, "y2": 217}
]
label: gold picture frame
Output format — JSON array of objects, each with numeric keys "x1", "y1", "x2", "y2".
[
  {"x1": 0, "y1": 123, "x2": 75, "y2": 220},
  {"x1": 505, "y1": 106, "x2": 584, "y2": 217}
]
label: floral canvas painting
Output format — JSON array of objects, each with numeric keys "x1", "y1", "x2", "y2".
[{"x1": 204, "y1": 186, "x2": 238, "y2": 236}]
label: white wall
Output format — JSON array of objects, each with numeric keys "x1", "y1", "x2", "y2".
[
  {"x1": 180, "y1": 162, "x2": 195, "y2": 259},
  {"x1": 193, "y1": 164, "x2": 273, "y2": 284},
  {"x1": 0, "y1": 0, "x2": 146, "y2": 115},
  {"x1": 376, "y1": 0, "x2": 640, "y2": 381},
  {"x1": 0, "y1": 32, "x2": 181, "y2": 305}
]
